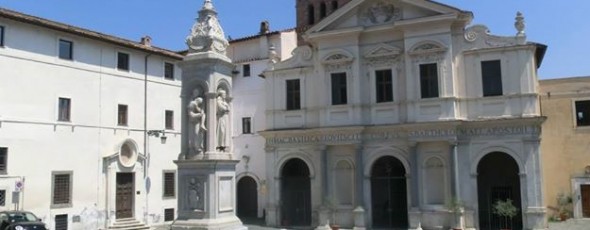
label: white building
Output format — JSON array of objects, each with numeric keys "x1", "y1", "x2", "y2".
[
  {"x1": 227, "y1": 24, "x2": 297, "y2": 223},
  {"x1": 261, "y1": 0, "x2": 548, "y2": 230},
  {"x1": 0, "y1": 8, "x2": 183, "y2": 230},
  {"x1": 0, "y1": 0, "x2": 553, "y2": 230}
]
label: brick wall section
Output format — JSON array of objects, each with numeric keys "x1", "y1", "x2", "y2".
[{"x1": 295, "y1": 0, "x2": 353, "y2": 45}]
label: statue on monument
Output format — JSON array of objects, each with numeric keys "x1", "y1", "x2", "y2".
[
  {"x1": 216, "y1": 89, "x2": 230, "y2": 151},
  {"x1": 188, "y1": 90, "x2": 207, "y2": 155}
]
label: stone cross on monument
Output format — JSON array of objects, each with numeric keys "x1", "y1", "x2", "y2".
[{"x1": 172, "y1": 0, "x2": 246, "y2": 229}]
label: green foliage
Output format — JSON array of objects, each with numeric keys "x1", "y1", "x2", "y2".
[
  {"x1": 493, "y1": 199, "x2": 519, "y2": 218},
  {"x1": 445, "y1": 197, "x2": 464, "y2": 213}
]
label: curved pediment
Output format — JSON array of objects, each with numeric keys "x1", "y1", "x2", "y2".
[
  {"x1": 364, "y1": 43, "x2": 402, "y2": 58},
  {"x1": 463, "y1": 24, "x2": 523, "y2": 49},
  {"x1": 321, "y1": 49, "x2": 354, "y2": 65},
  {"x1": 271, "y1": 46, "x2": 314, "y2": 71},
  {"x1": 408, "y1": 40, "x2": 448, "y2": 56}
]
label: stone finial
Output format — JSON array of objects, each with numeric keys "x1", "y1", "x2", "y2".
[
  {"x1": 268, "y1": 44, "x2": 279, "y2": 64},
  {"x1": 185, "y1": 0, "x2": 229, "y2": 55},
  {"x1": 515, "y1": 11, "x2": 525, "y2": 36}
]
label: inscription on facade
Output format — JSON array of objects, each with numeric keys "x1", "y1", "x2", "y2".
[{"x1": 265, "y1": 125, "x2": 540, "y2": 145}]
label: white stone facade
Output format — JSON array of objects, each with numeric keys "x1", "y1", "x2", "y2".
[
  {"x1": 0, "y1": 9, "x2": 183, "y2": 229},
  {"x1": 261, "y1": 1, "x2": 547, "y2": 230},
  {"x1": 228, "y1": 29, "x2": 297, "y2": 220}
]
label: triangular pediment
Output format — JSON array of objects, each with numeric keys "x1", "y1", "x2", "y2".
[
  {"x1": 364, "y1": 44, "x2": 402, "y2": 58},
  {"x1": 306, "y1": 0, "x2": 464, "y2": 35}
]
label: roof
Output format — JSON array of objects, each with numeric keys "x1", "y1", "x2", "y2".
[
  {"x1": 228, "y1": 28, "x2": 296, "y2": 43},
  {"x1": 0, "y1": 7, "x2": 184, "y2": 60}
]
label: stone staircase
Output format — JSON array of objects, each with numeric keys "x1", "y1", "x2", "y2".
[{"x1": 108, "y1": 218, "x2": 150, "y2": 230}]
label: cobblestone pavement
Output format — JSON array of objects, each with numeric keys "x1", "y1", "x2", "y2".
[{"x1": 548, "y1": 219, "x2": 590, "y2": 230}]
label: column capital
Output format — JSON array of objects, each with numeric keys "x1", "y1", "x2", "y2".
[
  {"x1": 264, "y1": 146, "x2": 276, "y2": 152},
  {"x1": 205, "y1": 92, "x2": 217, "y2": 98},
  {"x1": 354, "y1": 143, "x2": 364, "y2": 151}
]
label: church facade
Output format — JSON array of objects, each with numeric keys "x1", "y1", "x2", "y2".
[{"x1": 260, "y1": 0, "x2": 547, "y2": 229}]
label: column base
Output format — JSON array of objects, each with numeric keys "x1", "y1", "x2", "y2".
[{"x1": 525, "y1": 207, "x2": 548, "y2": 230}]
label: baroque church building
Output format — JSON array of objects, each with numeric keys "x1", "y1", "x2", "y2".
[
  {"x1": 0, "y1": 0, "x2": 554, "y2": 230},
  {"x1": 260, "y1": 0, "x2": 547, "y2": 229}
]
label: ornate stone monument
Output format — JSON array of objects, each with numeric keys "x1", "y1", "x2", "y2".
[{"x1": 172, "y1": 1, "x2": 246, "y2": 229}]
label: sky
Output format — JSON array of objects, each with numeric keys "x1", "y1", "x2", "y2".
[{"x1": 0, "y1": 0, "x2": 588, "y2": 79}]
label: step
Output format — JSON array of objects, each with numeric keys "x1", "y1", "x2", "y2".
[{"x1": 108, "y1": 218, "x2": 149, "y2": 230}]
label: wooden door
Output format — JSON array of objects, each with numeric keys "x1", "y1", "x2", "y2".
[
  {"x1": 116, "y1": 173, "x2": 134, "y2": 219},
  {"x1": 582, "y1": 185, "x2": 590, "y2": 218}
]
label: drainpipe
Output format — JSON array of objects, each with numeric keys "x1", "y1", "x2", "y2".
[{"x1": 143, "y1": 53, "x2": 152, "y2": 225}]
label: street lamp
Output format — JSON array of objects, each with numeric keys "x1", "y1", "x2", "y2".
[{"x1": 147, "y1": 130, "x2": 167, "y2": 144}]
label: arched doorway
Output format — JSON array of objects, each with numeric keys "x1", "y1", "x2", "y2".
[
  {"x1": 280, "y1": 158, "x2": 311, "y2": 227},
  {"x1": 237, "y1": 176, "x2": 258, "y2": 224},
  {"x1": 370, "y1": 156, "x2": 408, "y2": 229},
  {"x1": 477, "y1": 152, "x2": 523, "y2": 230}
]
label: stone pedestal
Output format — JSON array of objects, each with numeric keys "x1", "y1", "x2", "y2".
[
  {"x1": 172, "y1": 160, "x2": 246, "y2": 230},
  {"x1": 172, "y1": 1, "x2": 245, "y2": 229}
]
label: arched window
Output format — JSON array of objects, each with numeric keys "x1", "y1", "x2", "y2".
[
  {"x1": 424, "y1": 157, "x2": 445, "y2": 205},
  {"x1": 331, "y1": 1, "x2": 338, "y2": 11},
  {"x1": 307, "y1": 4, "x2": 315, "y2": 25},
  {"x1": 334, "y1": 160, "x2": 353, "y2": 205},
  {"x1": 320, "y1": 2, "x2": 327, "y2": 18}
]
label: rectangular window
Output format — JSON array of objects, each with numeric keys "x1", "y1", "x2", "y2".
[
  {"x1": 576, "y1": 100, "x2": 590, "y2": 127},
  {"x1": 375, "y1": 69, "x2": 393, "y2": 103},
  {"x1": 331, "y1": 72, "x2": 347, "y2": 105},
  {"x1": 164, "y1": 208, "x2": 175, "y2": 222},
  {"x1": 117, "y1": 52, "x2": 130, "y2": 71},
  {"x1": 52, "y1": 172, "x2": 72, "y2": 207},
  {"x1": 0, "y1": 190, "x2": 5, "y2": 206},
  {"x1": 164, "y1": 62, "x2": 174, "y2": 80},
  {"x1": 481, "y1": 60, "x2": 503, "y2": 97},
  {"x1": 165, "y1": 110, "x2": 174, "y2": 130},
  {"x1": 118, "y1": 104, "x2": 128, "y2": 126},
  {"x1": 59, "y1": 39, "x2": 73, "y2": 60},
  {"x1": 0, "y1": 148, "x2": 6, "y2": 174},
  {"x1": 243, "y1": 64, "x2": 251, "y2": 77},
  {"x1": 286, "y1": 79, "x2": 301, "y2": 110},
  {"x1": 242, "y1": 117, "x2": 252, "y2": 134},
  {"x1": 419, "y1": 63, "x2": 439, "y2": 98},
  {"x1": 55, "y1": 214, "x2": 68, "y2": 230},
  {"x1": 1, "y1": 26, "x2": 5, "y2": 47},
  {"x1": 163, "y1": 172, "x2": 175, "y2": 198},
  {"x1": 58, "y1": 98, "x2": 71, "y2": 122}
]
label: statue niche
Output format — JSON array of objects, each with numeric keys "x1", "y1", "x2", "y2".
[
  {"x1": 188, "y1": 88, "x2": 207, "y2": 157},
  {"x1": 216, "y1": 88, "x2": 230, "y2": 152}
]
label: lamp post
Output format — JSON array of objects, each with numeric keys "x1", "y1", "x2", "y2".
[{"x1": 147, "y1": 130, "x2": 167, "y2": 144}]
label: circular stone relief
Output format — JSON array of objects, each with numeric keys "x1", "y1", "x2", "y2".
[{"x1": 119, "y1": 141, "x2": 138, "y2": 168}]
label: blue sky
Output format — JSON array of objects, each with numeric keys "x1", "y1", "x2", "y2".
[{"x1": 0, "y1": 0, "x2": 588, "y2": 79}]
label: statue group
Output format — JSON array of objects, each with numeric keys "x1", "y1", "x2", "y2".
[{"x1": 187, "y1": 88, "x2": 230, "y2": 155}]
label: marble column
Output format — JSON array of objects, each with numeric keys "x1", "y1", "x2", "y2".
[
  {"x1": 353, "y1": 144, "x2": 366, "y2": 230},
  {"x1": 408, "y1": 142, "x2": 422, "y2": 230}
]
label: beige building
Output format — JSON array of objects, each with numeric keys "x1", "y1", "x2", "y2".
[{"x1": 540, "y1": 76, "x2": 590, "y2": 220}]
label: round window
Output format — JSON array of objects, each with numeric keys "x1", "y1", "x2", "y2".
[{"x1": 119, "y1": 141, "x2": 138, "y2": 167}]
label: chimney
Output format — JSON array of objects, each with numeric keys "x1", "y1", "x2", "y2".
[
  {"x1": 259, "y1": 21, "x2": 270, "y2": 35},
  {"x1": 140, "y1": 36, "x2": 152, "y2": 47}
]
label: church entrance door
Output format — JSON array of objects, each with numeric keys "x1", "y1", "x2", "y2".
[
  {"x1": 370, "y1": 156, "x2": 408, "y2": 229},
  {"x1": 280, "y1": 158, "x2": 311, "y2": 227},
  {"x1": 477, "y1": 152, "x2": 522, "y2": 230}
]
